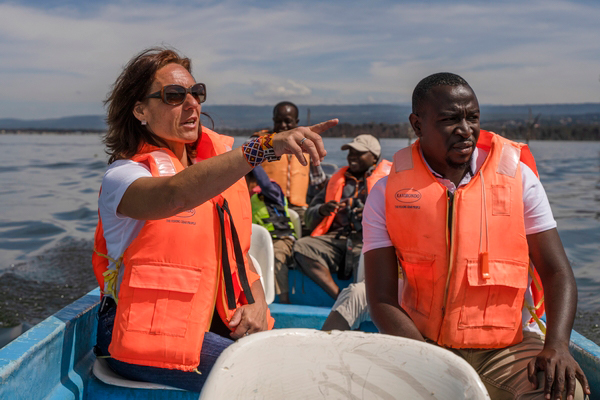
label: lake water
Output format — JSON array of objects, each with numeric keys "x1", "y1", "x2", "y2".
[{"x1": 0, "y1": 134, "x2": 599, "y2": 341}]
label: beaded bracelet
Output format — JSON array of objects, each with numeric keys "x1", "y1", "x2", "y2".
[{"x1": 242, "y1": 133, "x2": 281, "y2": 167}]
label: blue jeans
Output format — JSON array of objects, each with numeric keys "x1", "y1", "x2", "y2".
[{"x1": 96, "y1": 301, "x2": 233, "y2": 393}]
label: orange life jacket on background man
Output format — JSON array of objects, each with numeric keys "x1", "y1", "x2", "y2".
[
  {"x1": 93, "y1": 127, "x2": 273, "y2": 371},
  {"x1": 311, "y1": 160, "x2": 392, "y2": 237},
  {"x1": 261, "y1": 155, "x2": 310, "y2": 208},
  {"x1": 385, "y1": 130, "x2": 542, "y2": 349}
]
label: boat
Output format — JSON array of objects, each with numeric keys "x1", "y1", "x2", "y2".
[{"x1": 1, "y1": 223, "x2": 599, "y2": 399}]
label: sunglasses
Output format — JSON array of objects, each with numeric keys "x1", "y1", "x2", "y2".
[{"x1": 145, "y1": 83, "x2": 207, "y2": 105}]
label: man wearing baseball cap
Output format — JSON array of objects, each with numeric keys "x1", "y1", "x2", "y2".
[
  {"x1": 341, "y1": 134, "x2": 382, "y2": 155},
  {"x1": 292, "y1": 134, "x2": 392, "y2": 299}
]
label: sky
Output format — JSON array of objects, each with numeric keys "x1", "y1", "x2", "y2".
[{"x1": 0, "y1": 0, "x2": 599, "y2": 119}]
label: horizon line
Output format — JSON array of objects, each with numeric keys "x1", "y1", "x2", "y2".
[{"x1": 1, "y1": 101, "x2": 599, "y2": 122}]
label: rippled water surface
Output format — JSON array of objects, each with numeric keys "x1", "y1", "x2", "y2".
[
  {"x1": 0, "y1": 134, "x2": 599, "y2": 340},
  {"x1": 0, "y1": 134, "x2": 105, "y2": 272}
]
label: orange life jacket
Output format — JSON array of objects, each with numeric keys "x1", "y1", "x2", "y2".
[
  {"x1": 93, "y1": 127, "x2": 273, "y2": 371},
  {"x1": 385, "y1": 130, "x2": 541, "y2": 348},
  {"x1": 311, "y1": 160, "x2": 392, "y2": 237},
  {"x1": 261, "y1": 154, "x2": 310, "y2": 207}
]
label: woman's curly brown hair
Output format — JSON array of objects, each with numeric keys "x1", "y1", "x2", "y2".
[{"x1": 104, "y1": 47, "x2": 198, "y2": 164}]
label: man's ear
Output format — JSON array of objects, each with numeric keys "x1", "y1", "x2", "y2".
[
  {"x1": 133, "y1": 101, "x2": 146, "y2": 123},
  {"x1": 409, "y1": 113, "x2": 422, "y2": 138}
]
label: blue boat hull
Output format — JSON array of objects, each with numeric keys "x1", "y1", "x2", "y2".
[{"x1": 0, "y1": 287, "x2": 598, "y2": 399}]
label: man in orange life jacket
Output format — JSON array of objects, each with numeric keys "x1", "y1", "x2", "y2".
[
  {"x1": 293, "y1": 134, "x2": 391, "y2": 299},
  {"x1": 364, "y1": 73, "x2": 590, "y2": 399},
  {"x1": 257, "y1": 102, "x2": 328, "y2": 230}
]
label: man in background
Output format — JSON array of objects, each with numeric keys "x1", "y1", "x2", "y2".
[
  {"x1": 257, "y1": 102, "x2": 328, "y2": 229},
  {"x1": 294, "y1": 135, "x2": 391, "y2": 300}
]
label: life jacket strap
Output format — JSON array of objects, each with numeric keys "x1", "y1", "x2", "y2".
[
  {"x1": 94, "y1": 249, "x2": 123, "y2": 303},
  {"x1": 525, "y1": 300, "x2": 547, "y2": 335},
  {"x1": 222, "y1": 199, "x2": 255, "y2": 305},
  {"x1": 216, "y1": 199, "x2": 255, "y2": 310},
  {"x1": 529, "y1": 264, "x2": 543, "y2": 291}
]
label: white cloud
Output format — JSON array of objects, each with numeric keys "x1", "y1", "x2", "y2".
[
  {"x1": 0, "y1": 0, "x2": 599, "y2": 118},
  {"x1": 252, "y1": 80, "x2": 312, "y2": 98}
]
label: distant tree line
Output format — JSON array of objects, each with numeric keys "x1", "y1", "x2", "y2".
[
  {"x1": 219, "y1": 119, "x2": 600, "y2": 141},
  {"x1": 3, "y1": 115, "x2": 599, "y2": 141},
  {"x1": 484, "y1": 119, "x2": 600, "y2": 141},
  {"x1": 0, "y1": 129, "x2": 105, "y2": 134},
  {"x1": 534, "y1": 125, "x2": 600, "y2": 141},
  {"x1": 218, "y1": 123, "x2": 413, "y2": 139}
]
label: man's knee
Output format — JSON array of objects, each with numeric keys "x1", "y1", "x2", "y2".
[
  {"x1": 293, "y1": 238, "x2": 317, "y2": 265},
  {"x1": 331, "y1": 282, "x2": 369, "y2": 330},
  {"x1": 293, "y1": 246, "x2": 315, "y2": 272}
]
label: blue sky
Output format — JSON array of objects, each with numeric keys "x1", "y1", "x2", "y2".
[{"x1": 0, "y1": 0, "x2": 599, "y2": 119}]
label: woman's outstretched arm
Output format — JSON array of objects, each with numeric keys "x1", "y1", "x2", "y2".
[{"x1": 118, "y1": 120, "x2": 337, "y2": 220}]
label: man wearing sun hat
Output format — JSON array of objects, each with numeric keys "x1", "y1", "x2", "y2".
[{"x1": 292, "y1": 134, "x2": 392, "y2": 299}]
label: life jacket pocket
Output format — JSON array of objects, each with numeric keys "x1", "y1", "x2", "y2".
[
  {"x1": 399, "y1": 253, "x2": 436, "y2": 318},
  {"x1": 459, "y1": 258, "x2": 528, "y2": 329},
  {"x1": 125, "y1": 263, "x2": 202, "y2": 337}
]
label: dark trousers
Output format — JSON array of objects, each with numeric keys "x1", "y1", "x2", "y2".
[{"x1": 96, "y1": 298, "x2": 233, "y2": 393}]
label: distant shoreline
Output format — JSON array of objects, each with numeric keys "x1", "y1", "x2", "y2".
[
  {"x1": 0, "y1": 130, "x2": 105, "y2": 135},
  {"x1": 1, "y1": 103, "x2": 599, "y2": 132},
  {"x1": 2, "y1": 120, "x2": 598, "y2": 141}
]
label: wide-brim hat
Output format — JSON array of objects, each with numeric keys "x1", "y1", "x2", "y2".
[{"x1": 341, "y1": 134, "x2": 381, "y2": 158}]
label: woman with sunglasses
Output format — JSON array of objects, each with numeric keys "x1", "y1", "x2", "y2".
[{"x1": 93, "y1": 47, "x2": 336, "y2": 392}]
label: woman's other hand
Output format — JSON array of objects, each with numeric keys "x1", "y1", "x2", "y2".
[
  {"x1": 228, "y1": 255, "x2": 270, "y2": 339},
  {"x1": 272, "y1": 119, "x2": 338, "y2": 166}
]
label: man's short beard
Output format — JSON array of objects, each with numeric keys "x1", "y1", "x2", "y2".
[{"x1": 446, "y1": 155, "x2": 472, "y2": 170}]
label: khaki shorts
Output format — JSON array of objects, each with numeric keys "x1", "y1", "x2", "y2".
[
  {"x1": 292, "y1": 231, "x2": 362, "y2": 276},
  {"x1": 446, "y1": 332, "x2": 585, "y2": 400},
  {"x1": 273, "y1": 236, "x2": 294, "y2": 295}
]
